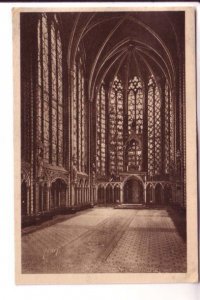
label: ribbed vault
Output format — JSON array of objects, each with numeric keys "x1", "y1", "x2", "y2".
[{"x1": 61, "y1": 11, "x2": 184, "y2": 101}]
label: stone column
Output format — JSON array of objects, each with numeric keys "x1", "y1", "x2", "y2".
[
  {"x1": 161, "y1": 187, "x2": 164, "y2": 204},
  {"x1": 79, "y1": 186, "x2": 81, "y2": 206},
  {"x1": 83, "y1": 187, "x2": 85, "y2": 204},
  {"x1": 91, "y1": 187, "x2": 93, "y2": 204},
  {"x1": 30, "y1": 180, "x2": 34, "y2": 215},
  {"x1": 152, "y1": 187, "x2": 155, "y2": 203},
  {"x1": 65, "y1": 187, "x2": 68, "y2": 207},
  {"x1": 79, "y1": 187, "x2": 81, "y2": 205},
  {"x1": 34, "y1": 181, "x2": 40, "y2": 214},
  {"x1": 54, "y1": 188, "x2": 57, "y2": 208},
  {"x1": 77, "y1": 187, "x2": 80, "y2": 205},
  {"x1": 86, "y1": 188, "x2": 88, "y2": 204},
  {"x1": 90, "y1": 186, "x2": 93, "y2": 205},
  {"x1": 120, "y1": 186, "x2": 123, "y2": 204},
  {"x1": 58, "y1": 189, "x2": 61, "y2": 207},
  {"x1": 81, "y1": 187, "x2": 83, "y2": 205},
  {"x1": 172, "y1": 185, "x2": 176, "y2": 204},
  {"x1": 86, "y1": 187, "x2": 89, "y2": 203},
  {"x1": 94, "y1": 186, "x2": 97, "y2": 205},
  {"x1": 27, "y1": 185, "x2": 30, "y2": 215},
  {"x1": 104, "y1": 187, "x2": 106, "y2": 205},
  {"x1": 46, "y1": 183, "x2": 51, "y2": 211},
  {"x1": 40, "y1": 183, "x2": 44, "y2": 212},
  {"x1": 73, "y1": 185, "x2": 78, "y2": 205},
  {"x1": 144, "y1": 184, "x2": 147, "y2": 205},
  {"x1": 112, "y1": 187, "x2": 114, "y2": 203},
  {"x1": 72, "y1": 184, "x2": 75, "y2": 206},
  {"x1": 75, "y1": 185, "x2": 77, "y2": 206}
]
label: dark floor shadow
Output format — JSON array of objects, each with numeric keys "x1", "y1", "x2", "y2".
[{"x1": 166, "y1": 205, "x2": 186, "y2": 242}]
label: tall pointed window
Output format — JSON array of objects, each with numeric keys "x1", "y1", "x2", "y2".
[
  {"x1": 96, "y1": 84, "x2": 106, "y2": 175},
  {"x1": 164, "y1": 81, "x2": 174, "y2": 174},
  {"x1": 127, "y1": 76, "x2": 143, "y2": 169},
  {"x1": 37, "y1": 14, "x2": 63, "y2": 166},
  {"x1": 147, "y1": 76, "x2": 162, "y2": 175},
  {"x1": 109, "y1": 76, "x2": 124, "y2": 174},
  {"x1": 72, "y1": 63, "x2": 77, "y2": 167},
  {"x1": 72, "y1": 52, "x2": 87, "y2": 173}
]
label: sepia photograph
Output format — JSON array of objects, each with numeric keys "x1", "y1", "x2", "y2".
[{"x1": 14, "y1": 5, "x2": 198, "y2": 284}]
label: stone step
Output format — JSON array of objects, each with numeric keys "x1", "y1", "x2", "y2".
[{"x1": 114, "y1": 203, "x2": 145, "y2": 209}]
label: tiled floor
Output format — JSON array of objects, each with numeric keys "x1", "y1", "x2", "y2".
[{"x1": 22, "y1": 207, "x2": 186, "y2": 273}]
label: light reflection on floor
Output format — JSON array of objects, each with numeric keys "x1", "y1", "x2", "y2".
[{"x1": 22, "y1": 207, "x2": 186, "y2": 273}]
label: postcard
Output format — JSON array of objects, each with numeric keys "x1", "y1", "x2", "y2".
[{"x1": 13, "y1": 5, "x2": 198, "y2": 284}]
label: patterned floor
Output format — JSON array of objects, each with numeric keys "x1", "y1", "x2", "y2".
[{"x1": 22, "y1": 207, "x2": 186, "y2": 273}]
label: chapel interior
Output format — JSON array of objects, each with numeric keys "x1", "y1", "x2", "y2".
[{"x1": 20, "y1": 11, "x2": 186, "y2": 227}]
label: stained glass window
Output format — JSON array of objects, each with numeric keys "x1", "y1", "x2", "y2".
[
  {"x1": 97, "y1": 75, "x2": 170, "y2": 178},
  {"x1": 73, "y1": 54, "x2": 87, "y2": 173},
  {"x1": 57, "y1": 30, "x2": 63, "y2": 166},
  {"x1": 164, "y1": 81, "x2": 174, "y2": 174},
  {"x1": 147, "y1": 76, "x2": 161, "y2": 176},
  {"x1": 105, "y1": 76, "x2": 144, "y2": 175},
  {"x1": 37, "y1": 14, "x2": 49, "y2": 162},
  {"x1": 127, "y1": 76, "x2": 143, "y2": 169},
  {"x1": 37, "y1": 14, "x2": 63, "y2": 166},
  {"x1": 96, "y1": 84, "x2": 106, "y2": 175},
  {"x1": 72, "y1": 63, "x2": 77, "y2": 163},
  {"x1": 109, "y1": 76, "x2": 124, "y2": 174}
]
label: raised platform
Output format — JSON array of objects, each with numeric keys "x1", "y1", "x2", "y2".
[{"x1": 114, "y1": 203, "x2": 145, "y2": 209}]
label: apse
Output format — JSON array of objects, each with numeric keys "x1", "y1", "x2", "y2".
[{"x1": 20, "y1": 11, "x2": 185, "y2": 219}]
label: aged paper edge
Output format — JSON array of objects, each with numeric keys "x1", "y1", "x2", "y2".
[{"x1": 13, "y1": 5, "x2": 198, "y2": 284}]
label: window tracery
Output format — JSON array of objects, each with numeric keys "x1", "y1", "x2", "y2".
[
  {"x1": 96, "y1": 74, "x2": 173, "y2": 178},
  {"x1": 147, "y1": 76, "x2": 162, "y2": 176},
  {"x1": 164, "y1": 81, "x2": 174, "y2": 174},
  {"x1": 96, "y1": 84, "x2": 106, "y2": 175},
  {"x1": 37, "y1": 14, "x2": 63, "y2": 166},
  {"x1": 72, "y1": 54, "x2": 87, "y2": 173},
  {"x1": 127, "y1": 76, "x2": 143, "y2": 169},
  {"x1": 109, "y1": 76, "x2": 124, "y2": 174}
]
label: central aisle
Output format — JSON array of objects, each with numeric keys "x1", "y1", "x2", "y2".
[{"x1": 22, "y1": 207, "x2": 186, "y2": 273}]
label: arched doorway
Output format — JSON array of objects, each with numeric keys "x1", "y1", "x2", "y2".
[
  {"x1": 85, "y1": 181, "x2": 89, "y2": 204},
  {"x1": 164, "y1": 185, "x2": 172, "y2": 204},
  {"x1": 155, "y1": 184, "x2": 163, "y2": 205},
  {"x1": 124, "y1": 177, "x2": 143, "y2": 204},
  {"x1": 97, "y1": 185, "x2": 105, "y2": 204},
  {"x1": 114, "y1": 185, "x2": 120, "y2": 204},
  {"x1": 106, "y1": 184, "x2": 113, "y2": 204},
  {"x1": 51, "y1": 179, "x2": 67, "y2": 209},
  {"x1": 42, "y1": 183, "x2": 49, "y2": 211},
  {"x1": 21, "y1": 181, "x2": 28, "y2": 216},
  {"x1": 146, "y1": 184, "x2": 154, "y2": 205},
  {"x1": 79, "y1": 179, "x2": 83, "y2": 204},
  {"x1": 39, "y1": 184, "x2": 44, "y2": 212}
]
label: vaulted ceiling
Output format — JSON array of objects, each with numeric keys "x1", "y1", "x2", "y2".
[{"x1": 59, "y1": 11, "x2": 184, "y2": 100}]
